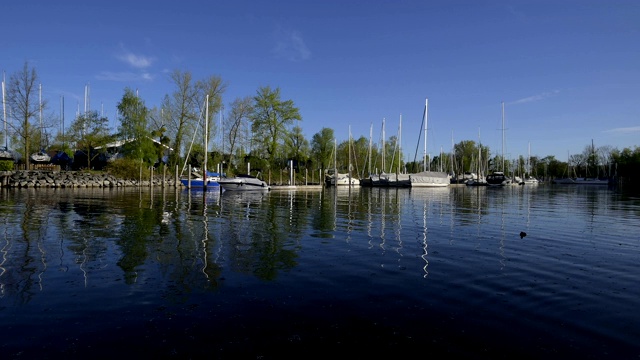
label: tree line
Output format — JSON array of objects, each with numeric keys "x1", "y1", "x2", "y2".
[{"x1": 2, "y1": 62, "x2": 638, "y2": 183}]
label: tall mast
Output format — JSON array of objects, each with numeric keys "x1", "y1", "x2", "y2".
[
  {"x1": 501, "y1": 101, "x2": 505, "y2": 172},
  {"x1": 478, "y1": 128, "x2": 482, "y2": 178},
  {"x1": 334, "y1": 138, "x2": 337, "y2": 177},
  {"x1": 381, "y1": 118, "x2": 385, "y2": 173},
  {"x1": 2, "y1": 72, "x2": 6, "y2": 149},
  {"x1": 424, "y1": 98, "x2": 428, "y2": 172},
  {"x1": 39, "y1": 83, "x2": 43, "y2": 149},
  {"x1": 39, "y1": 83, "x2": 42, "y2": 128},
  {"x1": 398, "y1": 113, "x2": 401, "y2": 174},
  {"x1": 204, "y1": 94, "x2": 209, "y2": 189},
  {"x1": 61, "y1": 95, "x2": 65, "y2": 150},
  {"x1": 348, "y1": 125, "x2": 352, "y2": 183},
  {"x1": 368, "y1": 123, "x2": 372, "y2": 176}
]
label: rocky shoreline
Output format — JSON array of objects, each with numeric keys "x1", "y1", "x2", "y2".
[{"x1": 0, "y1": 170, "x2": 179, "y2": 188}]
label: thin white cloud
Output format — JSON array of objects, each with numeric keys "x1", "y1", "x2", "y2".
[
  {"x1": 117, "y1": 52, "x2": 154, "y2": 69},
  {"x1": 510, "y1": 90, "x2": 559, "y2": 105},
  {"x1": 603, "y1": 126, "x2": 640, "y2": 134},
  {"x1": 95, "y1": 71, "x2": 154, "y2": 82},
  {"x1": 272, "y1": 28, "x2": 311, "y2": 62},
  {"x1": 115, "y1": 43, "x2": 154, "y2": 69}
]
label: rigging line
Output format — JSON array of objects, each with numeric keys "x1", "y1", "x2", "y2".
[
  {"x1": 413, "y1": 105, "x2": 426, "y2": 164},
  {"x1": 180, "y1": 98, "x2": 209, "y2": 177}
]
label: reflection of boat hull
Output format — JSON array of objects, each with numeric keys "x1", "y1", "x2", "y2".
[
  {"x1": 219, "y1": 175, "x2": 270, "y2": 191},
  {"x1": 553, "y1": 178, "x2": 608, "y2": 185},
  {"x1": 466, "y1": 178, "x2": 488, "y2": 186}
]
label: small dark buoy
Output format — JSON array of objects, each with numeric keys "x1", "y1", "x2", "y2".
[{"x1": 520, "y1": 231, "x2": 527, "y2": 239}]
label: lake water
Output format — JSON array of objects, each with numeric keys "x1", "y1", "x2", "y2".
[{"x1": 1, "y1": 184, "x2": 638, "y2": 359}]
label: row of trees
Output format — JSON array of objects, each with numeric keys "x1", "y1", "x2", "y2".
[{"x1": 2, "y1": 62, "x2": 638, "y2": 183}]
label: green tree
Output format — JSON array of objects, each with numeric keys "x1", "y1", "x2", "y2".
[
  {"x1": 284, "y1": 125, "x2": 309, "y2": 171},
  {"x1": 352, "y1": 135, "x2": 370, "y2": 178},
  {"x1": 117, "y1": 88, "x2": 155, "y2": 165},
  {"x1": 310, "y1": 127, "x2": 334, "y2": 175},
  {"x1": 250, "y1": 86, "x2": 302, "y2": 169},
  {"x1": 66, "y1": 110, "x2": 111, "y2": 169}
]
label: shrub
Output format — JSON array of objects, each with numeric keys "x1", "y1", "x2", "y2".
[
  {"x1": 0, "y1": 160, "x2": 14, "y2": 171},
  {"x1": 105, "y1": 158, "x2": 150, "y2": 180}
]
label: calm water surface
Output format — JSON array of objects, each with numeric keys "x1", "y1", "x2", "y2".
[{"x1": 1, "y1": 185, "x2": 638, "y2": 359}]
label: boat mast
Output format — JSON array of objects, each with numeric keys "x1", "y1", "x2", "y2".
[
  {"x1": 61, "y1": 95, "x2": 65, "y2": 151},
  {"x1": 478, "y1": 128, "x2": 482, "y2": 179},
  {"x1": 424, "y1": 98, "x2": 428, "y2": 172},
  {"x1": 501, "y1": 101, "x2": 505, "y2": 173},
  {"x1": 39, "y1": 83, "x2": 43, "y2": 150},
  {"x1": 451, "y1": 131, "x2": 455, "y2": 177},
  {"x1": 204, "y1": 94, "x2": 209, "y2": 189},
  {"x1": 381, "y1": 118, "x2": 385, "y2": 173},
  {"x1": 348, "y1": 125, "x2": 352, "y2": 184},
  {"x1": 398, "y1": 113, "x2": 402, "y2": 174},
  {"x1": 368, "y1": 123, "x2": 372, "y2": 176},
  {"x1": 333, "y1": 138, "x2": 337, "y2": 184},
  {"x1": 2, "y1": 72, "x2": 7, "y2": 149}
]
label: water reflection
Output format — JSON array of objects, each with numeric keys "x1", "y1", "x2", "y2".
[
  {"x1": 0, "y1": 185, "x2": 635, "y2": 302},
  {"x1": 1, "y1": 185, "x2": 638, "y2": 358}
]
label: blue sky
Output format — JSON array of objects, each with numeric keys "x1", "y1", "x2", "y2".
[{"x1": 4, "y1": 0, "x2": 639, "y2": 162}]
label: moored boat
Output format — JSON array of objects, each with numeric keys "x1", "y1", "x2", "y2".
[
  {"x1": 486, "y1": 171, "x2": 511, "y2": 187},
  {"x1": 181, "y1": 170, "x2": 221, "y2": 189},
  {"x1": 218, "y1": 174, "x2": 270, "y2": 191}
]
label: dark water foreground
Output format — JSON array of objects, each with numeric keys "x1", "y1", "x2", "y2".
[{"x1": 0, "y1": 185, "x2": 638, "y2": 359}]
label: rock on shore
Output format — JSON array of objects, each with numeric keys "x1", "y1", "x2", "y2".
[{"x1": 1, "y1": 170, "x2": 178, "y2": 188}]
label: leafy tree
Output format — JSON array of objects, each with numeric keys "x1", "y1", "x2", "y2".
[
  {"x1": 283, "y1": 125, "x2": 310, "y2": 171},
  {"x1": 249, "y1": 86, "x2": 301, "y2": 169},
  {"x1": 310, "y1": 127, "x2": 334, "y2": 175},
  {"x1": 117, "y1": 88, "x2": 155, "y2": 165},
  {"x1": 453, "y1": 140, "x2": 477, "y2": 175},
  {"x1": 352, "y1": 135, "x2": 370, "y2": 178},
  {"x1": 66, "y1": 110, "x2": 111, "y2": 169}
]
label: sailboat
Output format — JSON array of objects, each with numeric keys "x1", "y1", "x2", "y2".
[
  {"x1": 486, "y1": 102, "x2": 513, "y2": 187},
  {"x1": 408, "y1": 98, "x2": 451, "y2": 187},
  {"x1": 382, "y1": 114, "x2": 411, "y2": 187},
  {"x1": 466, "y1": 129, "x2": 488, "y2": 186},
  {"x1": 0, "y1": 73, "x2": 15, "y2": 162},
  {"x1": 359, "y1": 123, "x2": 374, "y2": 187},
  {"x1": 180, "y1": 94, "x2": 220, "y2": 190},
  {"x1": 368, "y1": 118, "x2": 386, "y2": 187},
  {"x1": 325, "y1": 129, "x2": 360, "y2": 187},
  {"x1": 30, "y1": 83, "x2": 51, "y2": 164},
  {"x1": 554, "y1": 140, "x2": 608, "y2": 186},
  {"x1": 522, "y1": 142, "x2": 539, "y2": 185}
]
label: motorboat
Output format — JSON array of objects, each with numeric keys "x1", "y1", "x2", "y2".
[
  {"x1": 218, "y1": 174, "x2": 270, "y2": 191},
  {"x1": 486, "y1": 171, "x2": 511, "y2": 186},
  {"x1": 181, "y1": 170, "x2": 221, "y2": 190}
]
